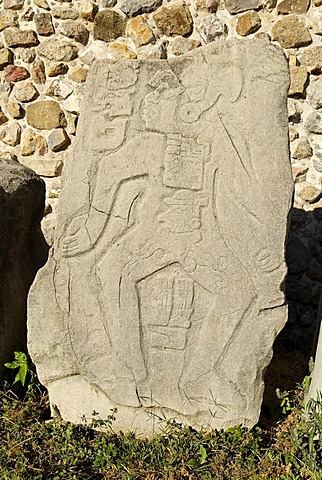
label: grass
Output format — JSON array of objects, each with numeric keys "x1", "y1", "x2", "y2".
[{"x1": 1, "y1": 336, "x2": 322, "y2": 479}]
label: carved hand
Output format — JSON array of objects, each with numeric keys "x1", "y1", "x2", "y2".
[{"x1": 61, "y1": 215, "x2": 92, "y2": 257}]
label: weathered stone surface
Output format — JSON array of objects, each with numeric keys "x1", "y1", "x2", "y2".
[
  {"x1": 299, "y1": 46, "x2": 322, "y2": 69},
  {"x1": 31, "y1": 59, "x2": 46, "y2": 84},
  {"x1": 46, "y1": 79, "x2": 73, "y2": 100},
  {"x1": 127, "y1": 16, "x2": 154, "y2": 46},
  {"x1": 307, "y1": 77, "x2": 322, "y2": 109},
  {"x1": 28, "y1": 39, "x2": 293, "y2": 434},
  {"x1": 4, "y1": 65, "x2": 29, "y2": 82},
  {"x1": 26, "y1": 101, "x2": 65, "y2": 129},
  {"x1": 93, "y1": 10, "x2": 126, "y2": 42},
  {"x1": 308, "y1": 295, "x2": 322, "y2": 403},
  {"x1": 225, "y1": 0, "x2": 260, "y2": 14},
  {"x1": 138, "y1": 40, "x2": 167, "y2": 59},
  {"x1": 288, "y1": 66, "x2": 308, "y2": 95},
  {"x1": 4, "y1": 0, "x2": 24, "y2": 9},
  {"x1": 0, "y1": 107, "x2": 8, "y2": 125},
  {"x1": 198, "y1": 15, "x2": 228, "y2": 43},
  {"x1": 80, "y1": 0, "x2": 98, "y2": 21},
  {"x1": 33, "y1": 0, "x2": 50, "y2": 10},
  {"x1": 305, "y1": 111, "x2": 322, "y2": 134},
  {"x1": 314, "y1": 0, "x2": 322, "y2": 4},
  {"x1": 272, "y1": 16, "x2": 311, "y2": 49},
  {"x1": 277, "y1": 0, "x2": 310, "y2": 14},
  {"x1": 0, "y1": 48, "x2": 13, "y2": 68},
  {"x1": 236, "y1": 11, "x2": 261, "y2": 36},
  {"x1": 20, "y1": 157, "x2": 63, "y2": 177},
  {"x1": 0, "y1": 12, "x2": 18, "y2": 33},
  {"x1": 48, "y1": 62, "x2": 69, "y2": 77},
  {"x1": 60, "y1": 21, "x2": 89, "y2": 45},
  {"x1": 78, "y1": 40, "x2": 110, "y2": 64},
  {"x1": 0, "y1": 121, "x2": 20, "y2": 146},
  {"x1": 38, "y1": 38, "x2": 78, "y2": 61},
  {"x1": 292, "y1": 137, "x2": 312, "y2": 159},
  {"x1": 120, "y1": 0, "x2": 162, "y2": 16},
  {"x1": 67, "y1": 66, "x2": 88, "y2": 83},
  {"x1": 34, "y1": 13, "x2": 54, "y2": 36},
  {"x1": 107, "y1": 40, "x2": 137, "y2": 60},
  {"x1": 168, "y1": 36, "x2": 200, "y2": 56},
  {"x1": 48, "y1": 128, "x2": 70, "y2": 151},
  {"x1": 153, "y1": 2, "x2": 193, "y2": 36},
  {"x1": 195, "y1": 0, "x2": 219, "y2": 12},
  {"x1": 297, "y1": 182, "x2": 320, "y2": 203},
  {"x1": 14, "y1": 47, "x2": 36, "y2": 63},
  {"x1": 5, "y1": 102, "x2": 22, "y2": 119},
  {"x1": 0, "y1": 158, "x2": 48, "y2": 372},
  {"x1": 4, "y1": 28, "x2": 38, "y2": 47},
  {"x1": 21, "y1": 128, "x2": 47, "y2": 156},
  {"x1": 51, "y1": 7, "x2": 79, "y2": 20},
  {"x1": 11, "y1": 81, "x2": 39, "y2": 102}
]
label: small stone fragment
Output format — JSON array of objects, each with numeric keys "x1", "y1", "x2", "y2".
[
  {"x1": 48, "y1": 128, "x2": 70, "y2": 152},
  {"x1": 4, "y1": 65, "x2": 29, "y2": 82},
  {"x1": 299, "y1": 47, "x2": 322, "y2": 70},
  {"x1": 311, "y1": 10, "x2": 322, "y2": 35},
  {"x1": 78, "y1": 40, "x2": 109, "y2": 64},
  {"x1": 224, "y1": 0, "x2": 260, "y2": 14},
  {"x1": 93, "y1": 10, "x2": 126, "y2": 42},
  {"x1": 65, "y1": 112, "x2": 78, "y2": 134},
  {"x1": 292, "y1": 165, "x2": 309, "y2": 183},
  {"x1": 289, "y1": 125, "x2": 299, "y2": 142},
  {"x1": 271, "y1": 16, "x2": 312, "y2": 49},
  {"x1": 288, "y1": 66, "x2": 308, "y2": 96},
  {"x1": 305, "y1": 111, "x2": 322, "y2": 134},
  {"x1": 198, "y1": 15, "x2": 228, "y2": 43},
  {"x1": 277, "y1": 0, "x2": 310, "y2": 14},
  {"x1": 47, "y1": 63, "x2": 69, "y2": 77},
  {"x1": 11, "y1": 81, "x2": 39, "y2": 102},
  {"x1": 4, "y1": 28, "x2": 38, "y2": 47},
  {"x1": 313, "y1": 158, "x2": 322, "y2": 172},
  {"x1": 127, "y1": 16, "x2": 154, "y2": 46},
  {"x1": 297, "y1": 182, "x2": 320, "y2": 202},
  {"x1": 20, "y1": 7, "x2": 34, "y2": 22},
  {"x1": 168, "y1": 36, "x2": 200, "y2": 56},
  {"x1": 62, "y1": 90, "x2": 83, "y2": 113},
  {"x1": 107, "y1": 40, "x2": 137, "y2": 60},
  {"x1": 120, "y1": 0, "x2": 162, "y2": 16},
  {"x1": 99, "y1": 0, "x2": 116, "y2": 6},
  {"x1": 26, "y1": 101, "x2": 65, "y2": 129},
  {"x1": 31, "y1": 59, "x2": 46, "y2": 84},
  {"x1": 314, "y1": 0, "x2": 322, "y2": 5},
  {"x1": 21, "y1": 128, "x2": 47, "y2": 155},
  {"x1": 0, "y1": 121, "x2": 21, "y2": 146},
  {"x1": 0, "y1": 11, "x2": 18, "y2": 32},
  {"x1": 138, "y1": 40, "x2": 167, "y2": 59},
  {"x1": 0, "y1": 109, "x2": 9, "y2": 126},
  {"x1": 67, "y1": 66, "x2": 88, "y2": 83},
  {"x1": 153, "y1": 2, "x2": 193, "y2": 37},
  {"x1": 51, "y1": 7, "x2": 79, "y2": 20},
  {"x1": 20, "y1": 157, "x2": 63, "y2": 177},
  {"x1": 0, "y1": 151, "x2": 17, "y2": 161},
  {"x1": 3, "y1": 0, "x2": 24, "y2": 10},
  {"x1": 38, "y1": 38, "x2": 78, "y2": 62},
  {"x1": 34, "y1": 13, "x2": 54, "y2": 36},
  {"x1": 0, "y1": 48, "x2": 14, "y2": 68},
  {"x1": 60, "y1": 21, "x2": 89, "y2": 45},
  {"x1": 33, "y1": 0, "x2": 50, "y2": 9},
  {"x1": 307, "y1": 77, "x2": 322, "y2": 109},
  {"x1": 5, "y1": 101, "x2": 23, "y2": 119},
  {"x1": 46, "y1": 79, "x2": 73, "y2": 100},
  {"x1": 292, "y1": 137, "x2": 312, "y2": 159},
  {"x1": 80, "y1": 0, "x2": 98, "y2": 21},
  {"x1": 195, "y1": 0, "x2": 219, "y2": 12},
  {"x1": 236, "y1": 11, "x2": 261, "y2": 36},
  {"x1": 14, "y1": 48, "x2": 36, "y2": 63}
]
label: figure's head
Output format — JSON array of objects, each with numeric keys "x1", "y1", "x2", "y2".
[{"x1": 142, "y1": 70, "x2": 185, "y2": 130}]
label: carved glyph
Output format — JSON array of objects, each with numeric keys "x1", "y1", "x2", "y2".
[{"x1": 28, "y1": 39, "x2": 293, "y2": 435}]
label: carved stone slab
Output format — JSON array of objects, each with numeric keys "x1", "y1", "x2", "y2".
[
  {"x1": 0, "y1": 158, "x2": 47, "y2": 373},
  {"x1": 28, "y1": 39, "x2": 293, "y2": 435}
]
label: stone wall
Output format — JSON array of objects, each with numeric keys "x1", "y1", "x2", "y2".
[{"x1": 0, "y1": 0, "x2": 322, "y2": 342}]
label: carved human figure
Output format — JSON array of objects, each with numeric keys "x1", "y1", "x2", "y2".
[{"x1": 59, "y1": 47, "x2": 290, "y2": 418}]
